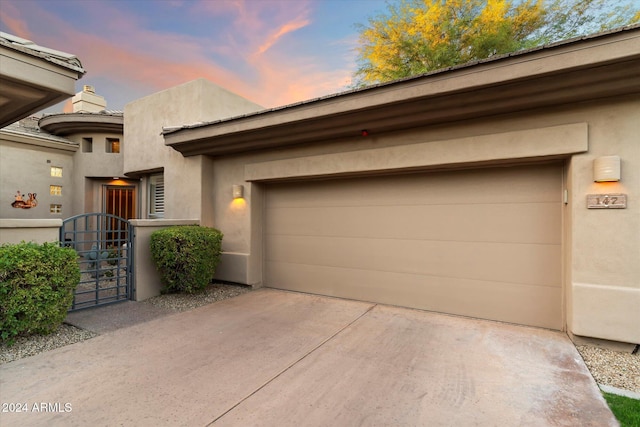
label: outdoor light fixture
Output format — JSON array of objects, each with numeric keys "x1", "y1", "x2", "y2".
[
  {"x1": 593, "y1": 156, "x2": 621, "y2": 182},
  {"x1": 232, "y1": 185, "x2": 244, "y2": 199}
]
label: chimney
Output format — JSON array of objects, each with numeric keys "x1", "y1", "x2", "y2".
[
  {"x1": 19, "y1": 116, "x2": 40, "y2": 130},
  {"x1": 71, "y1": 85, "x2": 107, "y2": 112}
]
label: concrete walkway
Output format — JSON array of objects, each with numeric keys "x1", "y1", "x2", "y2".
[
  {"x1": 65, "y1": 300, "x2": 176, "y2": 334},
  {"x1": 0, "y1": 289, "x2": 615, "y2": 426}
]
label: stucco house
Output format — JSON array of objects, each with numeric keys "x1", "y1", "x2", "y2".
[
  {"x1": 1, "y1": 86, "x2": 133, "y2": 222},
  {"x1": 1, "y1": 32, "x2": 134, "y2": 222},
  {"x1": 38, "y1": 87, "x2": 135, "y2": 220},
  {"x1": 0, "y1": 86, "x2": 134, "y2": 226},
  {"x1": 125, "y1": 26, "x2": 639, "y2": 345},
  {"x1": 0, "y1": 32, "x2": 86, "y2": 240},
  {"x1": 1, "y1": 27, "x2": 638, "y2": 346}
]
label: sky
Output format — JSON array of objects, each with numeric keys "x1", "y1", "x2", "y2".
[{"x1": 0, "y1": 0, "x2": 390, "y2": 113}]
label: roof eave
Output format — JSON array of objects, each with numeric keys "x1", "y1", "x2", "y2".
[
  {"x1": 164, "y1": 26, "x2": 640, "y2": 157},
  {"x1": 0, "y1": 35, "x2": 86, "y2": 128},
  {"x1": 0, "y1": 128, "x2": 79, "y2": 152},
  {"x1": 39, "y1": 113, "x2": 124, "y2": 135}
]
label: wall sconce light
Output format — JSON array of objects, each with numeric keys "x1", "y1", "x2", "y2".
[
  {"x1": 232, "y1": 185, "x2": 244, "y2": 199},
  {"x1": 593, "y1": 156, "x2": 621, "y2": 182}
]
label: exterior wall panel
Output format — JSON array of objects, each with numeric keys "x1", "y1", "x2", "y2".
[{"x1": 0, "y1": 141, "x2": 74, "y2": 219}]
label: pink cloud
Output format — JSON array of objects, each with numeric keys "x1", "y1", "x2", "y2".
[
  {"x1": 249, "y1": 51, "x2": 354, "y2": 107},
  {"x1": 3, "y1": 2, "x2": 259, "y2": 100},
  {"x1": 62, "y1": 99, "x2": 73, "y2": 113},
  {"x1": 257, "y1": 18, "x2": 311, "y2": 55},
  {"x1": 74, "y1": 32, "x2": 256, "y2": 101},
  {"x1": 193, "y1": 0, "x2": 313, "y2": 57},
  {"x1": 2, "y1": 0, "x2": 357, "y2": 110},
  {"x1": 0, "y1": 2, "x2": 33, "y2": 39}
]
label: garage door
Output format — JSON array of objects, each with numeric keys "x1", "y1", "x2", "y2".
[{"x1": 264, "y1": 163, "x2": 562, "y2": 329}]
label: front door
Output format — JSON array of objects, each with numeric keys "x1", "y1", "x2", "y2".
[
  {"x1": 105, "y1": 185, "x2": 136, "y2": 219},
  {"x1": 104, "y1": 185, "x2": 136, "y2": 244}
]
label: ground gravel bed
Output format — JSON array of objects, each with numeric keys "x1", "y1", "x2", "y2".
[
  {"x1": 0, "y1": 324, "x2": 97, "y2": 365},
  {"x1": 2, "y1": 284, "x2": 639, "y2": 397},
  {"x1": 576, "y1": 345, "x2": 640, "y2": 393},
  {"x1": 144, "y1": 282, "x2": 251, "y2": 312}
]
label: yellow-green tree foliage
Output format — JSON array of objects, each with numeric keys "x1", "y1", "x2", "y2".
[{"x1": 355, "y1": 0, "x2": 640, "y2": 85}]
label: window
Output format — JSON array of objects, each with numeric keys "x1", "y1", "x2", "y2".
[
  {"x1": 50, "y1": 204, "x2": 62, "y2": 214},
  {"x1": 82, "y1": 137, "x2": 93, "y2": 152},
  {"x1": 148, "y1": 174, "x2": 164, "y2": 218},
  {"x1": 106, "y1": 138, "x2": 120, "y2": 153},
  {"x1": 50, "y1": 166, "x2": 63, "y2": 177},
  {"x1": 50, "y1": 185, "x2": 62, "y2": 196}
]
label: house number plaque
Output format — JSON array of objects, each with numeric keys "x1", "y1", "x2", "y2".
[{"x1": 587, "y1": 194, "x2": 627, "y2": 209}]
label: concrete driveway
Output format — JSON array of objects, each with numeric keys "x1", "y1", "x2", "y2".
[{"x1": 0, "y1": 289, "x2": 615, "y2": 426}]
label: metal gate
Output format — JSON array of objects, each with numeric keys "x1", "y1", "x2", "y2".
[{"x1": 60, "y1": 213, "x2": 134, "y2": 311}]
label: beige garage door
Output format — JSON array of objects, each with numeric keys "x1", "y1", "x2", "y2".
[{"x1": 265, "y1": 163, "x2": 563, "y2": 329}]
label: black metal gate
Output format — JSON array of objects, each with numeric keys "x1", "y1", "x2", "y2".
[{"x1": 60, "y1": 213, "x2": 134, "y2": 311}]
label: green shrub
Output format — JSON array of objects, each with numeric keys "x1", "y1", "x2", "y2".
[
  {"x1": 150, "y1": 225, "x2": 223, "y2": 294},
  {"x1": 0, "y1": 242, "x2": 80, "y2": 344}
]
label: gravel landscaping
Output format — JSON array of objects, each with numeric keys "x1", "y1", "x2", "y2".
[
  {"x1": 2, "y1": 284, "x2": 638, "y2": 396},
  {"x1": 0, "y1": 324, "x2": 97, "y2": 365},
  {"x1": 143, "y1": 282, "x2": 251, "y2": 312},
  {"x1": 576, "y1": 345, "x2": 640, "y2": 393}
]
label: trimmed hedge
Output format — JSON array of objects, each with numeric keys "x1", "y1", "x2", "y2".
[
  {"x1": 0, "y1": 242, "x2": 80, "y2": 344},
  {"x1": 150, "y1": 225, "x2": 223, "y2": 294}
]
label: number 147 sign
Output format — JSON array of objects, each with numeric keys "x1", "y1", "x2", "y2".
[{"x1": 587, "y1": 194, "x2": 627, "y2": 209}]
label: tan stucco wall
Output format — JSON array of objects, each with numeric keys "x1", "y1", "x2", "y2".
[
  {"x1": 0, "y1": 219, "x2": 62, "y2": 244},
  {"x1": 0, "y1": 127, "x2": 130, "y2": 220},
  {"x1": 61, "y1": 131, "x2": 129, "y2": 216},
  {"x1": 206, "y1": 95, "x2": 638, "y2": 343},
  {"x1": 123, "y1": 79, "x2": 263, "y2": 224},
  {"x1": 0, "y1": 139, "x2": 75, "y2": 219},
  {"x1": 565, "y1": 99, "x2": 639, "y2": 344}
]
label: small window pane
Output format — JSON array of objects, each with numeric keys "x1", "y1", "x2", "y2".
[
  {"x1": 50, "y1": 166, "x2": 63, "y2": 177},
  {"x1": 82, "y1": 137, "x2": 93, "y2": 153},
  {"x1": 50, "y1": 185, "x2": 62, "y2": 196},
  {"x1": 50, "y1": 204, "x2": 62, "y2": 214},
  {"x1": 106, "y1": 138, "x2": 120, "y2": 153}
]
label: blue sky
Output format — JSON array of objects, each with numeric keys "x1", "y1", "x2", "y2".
[{"x1": 1, "y1": 0, "x2": 389, "y2": 112}]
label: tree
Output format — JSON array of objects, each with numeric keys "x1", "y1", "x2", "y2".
[{"x1": 354, "y1": 0, "x2": 640, "y2": 85}]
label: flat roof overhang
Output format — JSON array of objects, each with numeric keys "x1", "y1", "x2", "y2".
[
  {"x1": 0, "y1": 128, "x2": 78, "y2": 152},
  {"x1": 39, "y1": 113, "x2": 123, "y2": 135},
  {"x1": 164, "y1": 27, "x2": 640, "y2": 157},
  {"x1": 0, "y1": 42, "x2": 85, "y2": 128}
]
